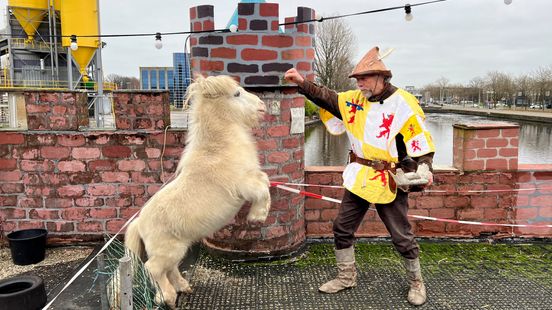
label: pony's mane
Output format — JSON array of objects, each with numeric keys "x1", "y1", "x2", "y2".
[{"x1": 186, "y1": 75, "x2": 238, "y2": 101}]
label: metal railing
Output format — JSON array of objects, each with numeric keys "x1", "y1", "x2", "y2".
[
  {"x1": 0, "y1": 75, "x2": 118, "y2": 91},
  {"x1": 9, "y1": 38, "x2": 63, "y2": 51}
]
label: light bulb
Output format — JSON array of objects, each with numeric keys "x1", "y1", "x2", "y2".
[
  {"x1": 504, "y1": 0, "x2": 512, "y2": 5},
  {"x1": 154, "y1": 39, "x2": 163, "y2": 49},
  {"x1": 404, "y1": 4, "x2": 413, "y2": 22},
  {"x1": 70, "y1": 34, "x2": 78, "y2": 51},
  {"x1": 229, "y1": 24, "x2": 238, "y2": 33},
  {"x1": 154, "y1": 32, "x2": 162, "y2": 49}
]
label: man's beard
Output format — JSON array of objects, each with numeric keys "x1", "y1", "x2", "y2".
[{"x1": 361, "y1": 89, "x2": 373, "y2": 99}]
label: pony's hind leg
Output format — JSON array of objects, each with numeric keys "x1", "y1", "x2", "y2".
[
  {"x1": 145, "y1": 255, "x2": 178, "y2": 309},
  {"x1": 169, "y1": 266, "x2": 192, "y2": 293},
  {"x1": 167, "y1": 241, "x2": 193, "y2": 293},
  {"x1": 144, "y1": 238, "x2": 187, "y2": 309}
]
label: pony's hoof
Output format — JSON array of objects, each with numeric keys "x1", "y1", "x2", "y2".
[
  {"x1": 164, "y1": 294, "x2": 177, "y2": 309},
  {"x1": 247, "y1": 213, "x2": 267, "y2": 223},
  {"x1": 155, "y1": 292, "x2": 177, "y2": 309},
  {"x1": 247, "y1": 206, "x2": 269, "y2": 223},
  {"x1": 175, "y1": 281, "x2": 193, "y2": 293},
  {"x1": 181, "y1": 286, "x2": 193, "y2": 294}
]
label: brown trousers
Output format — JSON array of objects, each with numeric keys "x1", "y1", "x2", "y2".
[{"x1": 333, "y1": 189, "x2": 419, "y2": 259}]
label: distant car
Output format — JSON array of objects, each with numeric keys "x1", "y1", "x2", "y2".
[
  {"x1": 529, "y1": 104, "x2": 543, "y2": 109},
  {"x1": 546, "y1": 103, "x2": 552, "y2": 109}
]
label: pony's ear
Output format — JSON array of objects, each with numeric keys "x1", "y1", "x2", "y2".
[{"x1": 192, "y1": 71, "x2": 207, "y2": 82}]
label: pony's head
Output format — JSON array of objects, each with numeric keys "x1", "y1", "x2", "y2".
[{"x1": 186, "y1": 75, "x2": 266, "y2": 127}]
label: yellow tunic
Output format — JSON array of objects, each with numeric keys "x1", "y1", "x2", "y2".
[{"x1": 320, "y1": 88, "x2": 435, "y2": 204}]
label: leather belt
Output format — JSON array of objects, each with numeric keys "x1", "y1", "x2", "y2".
[{"x1": 348, "y1": 151, "x2": 396, "y2": 171}]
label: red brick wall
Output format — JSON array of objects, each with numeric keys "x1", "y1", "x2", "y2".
[
  {"x1": 24, "y1": 91, "x2": 89, "y2": 131},
  {"x1": 189, "y1": 3, "x2": 316, "y2": 86},
  {"x1": 191, "y1": 3, "x2": 316, "y2": 258},
  {"x1": 453, "y1": 123, "x2": 519, "y2": 171},
  {"x1": 204, "y1": 88, "x2": 307, "y2": 258},
  {"x1": 113, "y1": 91, "x2": 171, "y2": 130},
  {"x1": 304, "y1": 166, "x2": 552, "y2": 239},
  {"x1": 0, "y1": 90, "x2": 185, "y2": 244}
]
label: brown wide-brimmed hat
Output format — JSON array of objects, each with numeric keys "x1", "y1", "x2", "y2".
[{"x1": 349, "y1": 46, "x2": 393, "y2": 78}]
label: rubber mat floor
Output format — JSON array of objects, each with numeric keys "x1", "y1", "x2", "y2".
[{"x1": 178, "y1": 242, "x2": 552, "y2": 310}]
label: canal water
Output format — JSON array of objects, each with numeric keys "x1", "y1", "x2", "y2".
[{"x1": 305, "y1": 113, "x2": 552, "y2": 166}]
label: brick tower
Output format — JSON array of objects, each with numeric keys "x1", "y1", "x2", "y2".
[{"x1": 189, "y1": 2, "x2": 316, "y2": 259}]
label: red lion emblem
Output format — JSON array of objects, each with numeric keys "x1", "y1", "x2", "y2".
[
  {"x1": 411, "y1": 140, "x2": 421, "y2": 152},
  {"x1": 408, "y1": 123, "x2": 416, "y2": 138},
  {"x1": 369, "y1": 169, "x2": 388, "y2": 186},
  {"x1": 376, "y1": 113, "x2": 394, "y2": 139}
]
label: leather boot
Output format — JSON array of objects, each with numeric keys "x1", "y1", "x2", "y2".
[
  {"x1": 319, "y1": 246, "x2": 357, "y2": 293},
  {"x1": 403, "y1": 257, "x2": 427, "y2": 306}
]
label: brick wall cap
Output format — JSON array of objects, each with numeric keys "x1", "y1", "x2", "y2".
[
  {"x1": 305, "y1": 166, "x2": 344, "y2": 172},
  {"x1": 305, "y1": 165, "x2": 461, "y2": 173},
  {"x1": 113, "y1": 90, "x2": 169, "y2": 94},
  {"x1": 432, "y1": 164, "x2": 460, "y2": 173},
  {"x1": 518, "y1": 163, "x2": 552, "y2": 171},
  {"x1": 453, "y1": 122, "x2": 519, "y2": 130},
  {"x1": 0, "y1": 88, "x2": 86, "y2": 93}
]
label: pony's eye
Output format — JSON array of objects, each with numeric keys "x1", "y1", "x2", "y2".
[{"x1": 234, "y1": 90, "x2": 240, "y2": 97}]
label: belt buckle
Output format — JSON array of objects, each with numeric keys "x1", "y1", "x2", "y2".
[{"x1": 373, "y1": 161, "x2": 385, "y2": 170}]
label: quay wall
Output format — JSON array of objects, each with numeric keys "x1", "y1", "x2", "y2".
[{"x1": 424, "y1": 106, "x2": 552, "y2": 124}]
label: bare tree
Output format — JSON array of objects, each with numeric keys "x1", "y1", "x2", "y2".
[
  {"x1": 421, "y1": 83, "x2": 440, "y2": 103},
  {"x1": 420, "y1": 65, "x2": 552, "y2": 109},
  {"x1": 105, "y1": 74, "x2": 140, "y2": 89},
  {"x1": 485, "y1": 71, "x2": 512, "y2": 107},
  {"x1": 436, "y1": 77, "x2": 449, "y2": 103},
  {"x1": 514, "y1": 74, "x2": 531, "y2": 107},
  {"x1": 469, "y1": 77, "x2": 485, "y2": 104},
  {"x1": 314, "y1": 18, "x2": 356, "y2": 92},
  {"x1": 531, "y1": 66, "x2": 552, "y2": 108}
]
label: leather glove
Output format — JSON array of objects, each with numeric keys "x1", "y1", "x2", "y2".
[
  {"x1": 389, "y1": 163, "x2": 432, "y2": 192},
  {"x1": 415, "y1": 163, "x2": 433, "y2": 186}
]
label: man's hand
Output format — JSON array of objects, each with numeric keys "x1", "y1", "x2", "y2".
[
  {"x1": 284, "y1": 68, "x2": 305, "y2": 85},
  {"x1": 416, "y1": 163, "x2": 433, "y2": 186}
]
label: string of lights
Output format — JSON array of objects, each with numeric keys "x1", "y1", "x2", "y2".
[{"x1": 0, "y1": 0, "x2": 514, "y2": 50}]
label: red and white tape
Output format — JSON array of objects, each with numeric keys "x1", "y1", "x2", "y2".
[
  {"x1": 272, "y1": 183, "x2": 342, "y2": 204},
  {"x1": 271, "y1": 181, "x2": 552, "y2": 194},
  {"x1": 270, "y1": 182, "x2": 552, "y2": 229}
]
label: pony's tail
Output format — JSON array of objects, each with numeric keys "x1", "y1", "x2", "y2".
[{"x1": 124, "y1": 220, "x2": 145, "y2": 261}]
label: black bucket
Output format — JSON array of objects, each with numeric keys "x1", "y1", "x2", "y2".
[{"x1": 6, "y1": 229, "x2": 48, "y2": 266}]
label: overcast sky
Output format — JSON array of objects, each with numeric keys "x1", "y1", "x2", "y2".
[{"x1": 1, "y1": 0, "x2": 551, "y2": 88}]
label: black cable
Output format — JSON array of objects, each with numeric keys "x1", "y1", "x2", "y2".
[{"x1": 0, "y1": 0, "x2": 446, "y2": 39}]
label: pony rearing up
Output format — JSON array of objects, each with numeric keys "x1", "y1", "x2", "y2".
[{"x1": 124, "y1": 75, "x2": 271, "y2": 309}]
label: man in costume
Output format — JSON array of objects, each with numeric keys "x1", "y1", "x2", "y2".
[{"x1": 284, "y1": 46, "x2": 435, "y2": 306}]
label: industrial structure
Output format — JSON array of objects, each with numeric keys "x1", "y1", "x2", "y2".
[{"x1": 0, "y1": 0, "x2": 113, "y2": 128}]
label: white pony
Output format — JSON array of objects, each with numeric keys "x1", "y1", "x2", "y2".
[{"x1": 125, "y1": 75, "x2": 271, "y2": 308}]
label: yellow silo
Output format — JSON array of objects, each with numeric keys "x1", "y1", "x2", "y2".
[
  {"x1": 7, "y1": 0, "x2": 60, "y2": 42},
  {"x1": 60, "y1": 0, "x2": 99, "y2": 78}
]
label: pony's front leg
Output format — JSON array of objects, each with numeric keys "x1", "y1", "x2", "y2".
[{"x1": 241, "y1": 170, "x2": 271, "y2": 223}]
